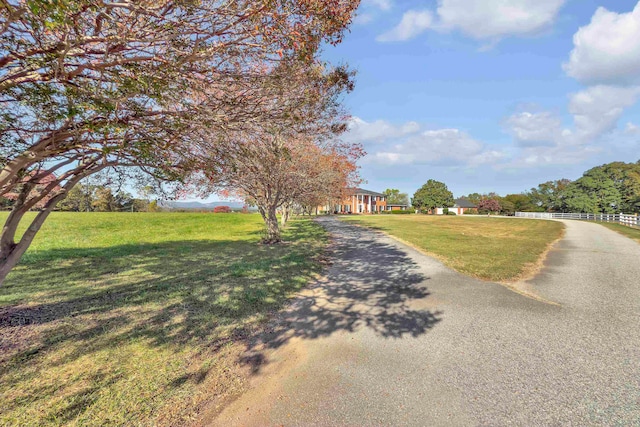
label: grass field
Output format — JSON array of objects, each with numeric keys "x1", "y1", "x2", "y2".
[
  {"x1": 599, "y1": 222, "x2": 640, "y2": 244},
  {"x1": 341, "y1": 215, "x2": 564, "y2": 282},
  {"x1": 0, "y1": 212, "x2": 327, "y2": 426}
]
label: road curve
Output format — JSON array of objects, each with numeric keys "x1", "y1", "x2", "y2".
[{"x1": 211, "y1": 217, "x2": 640, "y2": 426}]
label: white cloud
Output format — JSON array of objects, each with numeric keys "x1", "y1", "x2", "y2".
[
  {"x1": 512, "y1": 145, "x2": 602, "y2": 168},
  {"x1": 349, "y1": 118, "x2": 506, "y2": 168},
  {"x1": 363, "y1": 0, "x2": 393, "y2": 11},
  {"x1": 525, "y1": 3, "x2": 640, "y2": 167},
  {"x1": 354, "y1": 13, "x2": 374, "y2": 25},
  {"x1": 568, "y1": 85, "x2": 640, "y2": 142},
  {"x1": 502, "y1": 115, "x2": 600, "y2": 168},
  {"x1": 505, "y1": 86, "x2": 640, "y2": 147},
  {"x1": 370, "y1": 128, "x2": 506, "y2": 166},
  {"x1": 505, "y1": 112, "x2": 563, "y2": 146},
  {"x1": 346, "y1": 117, "x2": 420, "y2": 144},
  {"x1": 437, "y1": 0, "x2": 565, "y2": 39},
  {"x1": 377, "y1": 0, "x2": 565, "y2": 43},
  {"x1": 564, "y1": 2, "x2": 640, "y2": 85},
  {"x1": 376, "y1": 10, "x2": 434, "y2": 42},
  {"x1": 503, "y1": 86, "x2": 640, "y2": 168},
  {"x1": 625, "y1": 122, "x2": 640, "y2": 135}
]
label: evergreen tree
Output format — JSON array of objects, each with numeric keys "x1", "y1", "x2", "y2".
[{"x1": 412, "y1": 180, "x2": 454, "y2": 213}]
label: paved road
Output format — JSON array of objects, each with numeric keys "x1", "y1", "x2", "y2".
[{"x1": 212, "y1": 218, "x2": 640, "y2": 426}]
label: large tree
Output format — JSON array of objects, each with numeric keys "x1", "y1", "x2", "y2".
[
  {"x1": 563, "y1": 185, "x2": 597, "y2": 213},
  {"x1": 383, "y1": 188, "x2": 409, "y2": 206},
  {"x1": 92, "y1": 187, "x2": 116, "y2": 212},
  {"x1": 186, "y1": 61, "x2": 363, "y2": 242},
  {"x1": 190, "y1": 132, "x2": 362, "y2": 242},
  {"x1": 412, "y1": 180, "x2": 454, "y2": 213},
  {"x1": 0, "y1": 0, "x2": 361, "y2": 284},
  {"x1": 502, "y1": 193, "x2": 541, "y2": 213},
  {"x1": 57, "y1": 184, "x2": 95, "y2": 212},
  {"x1": 527, "y1": 179, "x2": 572, "y2": 212},
  {"x1": 179, "y1": 42, "x2": 364, "y2": 240},
  {"x1": 600, "y1": 161, "x2": 640, "y2": 213},
  {"x1": 564, "y1": 167, "x2": 622, "y2": 213}
]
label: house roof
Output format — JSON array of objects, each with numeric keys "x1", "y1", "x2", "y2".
[
  {"x1": 454, "y1": 198, "x2": 476, "y2": 208},
  {"x1": 349, "y1": 188, "x2": 386, "y2": 197}
]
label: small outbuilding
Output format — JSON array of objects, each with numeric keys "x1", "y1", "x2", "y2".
[{"x1": 435, "y1": 198, "x2": 477, "y2": 215}]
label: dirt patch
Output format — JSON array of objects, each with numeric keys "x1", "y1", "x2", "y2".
[{"x1": 199, "y1": 336, "x2": 310, "y2": 426}]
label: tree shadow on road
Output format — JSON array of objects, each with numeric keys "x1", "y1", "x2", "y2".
[{"x1": 240, "y1": 218, "x2": 442, "y2": 372}]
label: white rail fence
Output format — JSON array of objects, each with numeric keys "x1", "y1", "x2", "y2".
[{"x1": 515, "y1": 212, "x2": 640, "y2": 228}]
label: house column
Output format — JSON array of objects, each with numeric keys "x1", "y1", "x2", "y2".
[{"x1": 368, "y1": 196, "x2": 372, "y2": 213}]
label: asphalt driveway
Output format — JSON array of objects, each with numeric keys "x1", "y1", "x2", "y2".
[{"x1": 212, "y1": 217, "x2": 640, "y2": 426}]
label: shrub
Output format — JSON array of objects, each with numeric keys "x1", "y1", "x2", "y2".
[
  {"x1": 464, "y1": 208, "x2": 478, "y2": 215},
  {"x1": 391, "y1": 209, "x2": 415, "y2": 215},
  {"x1": 443, "y1": 208, "x2": 449, "y2": 215},
  {"x1": 447, "y1": 211, "x2": 457, "y2": 215},
  {"x1": 380, "y1": 208, "x2": 415, "y2": 215},
  {"x1": 213, "y1": 206, "x2": 232, "y2": 213}
]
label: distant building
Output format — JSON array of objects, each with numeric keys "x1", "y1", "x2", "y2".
[
  {"x1": 434, "y1": 198, "x2": 477, "y2": 215},
  {"x1": 320, "y1": 188, "x2": 413, "y2": 214},
  {"x1": 321, "y1": 188, "x2": 385, "y2": 214},
  {"x1": 387, "y1": 204, "x2": 410, "y2": 211},
  {"x1": 318, "y1": 187, "x2": 411, "y2": 214}
]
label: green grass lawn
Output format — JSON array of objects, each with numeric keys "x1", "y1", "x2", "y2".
[
  {"x1": 341, "y1": 215, "x2": 564, "y2": 282},
  {"x1": 0, "y1": 212, "x2": 327, "y2": 426},
  {"x1": 599, "y1": 222, "x2": 640, "y2": 244}
]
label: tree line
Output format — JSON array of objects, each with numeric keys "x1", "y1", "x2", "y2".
[
  {"x1": 0, "y1": 0, "x2": 363, "y2": 284},
  {"x1": 525, "y1": 161, "x2": 640, "y2": 214},
  {"x1": 1, "y1": 181, "x2": 160, "y2": 212},
  {"x1": 58, "y1": 185, "x2": 156, "y2": 213},
  {"x1": 408, "y1": 161, "x2": 640, "y2": 216}
]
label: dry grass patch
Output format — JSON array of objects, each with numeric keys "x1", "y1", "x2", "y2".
[
  {"x1": 341, "y1": 215, "x2": 564, "y2": 282},
  {"x1": 0, "y1": 212, "x2": 327, "y2": 426}
]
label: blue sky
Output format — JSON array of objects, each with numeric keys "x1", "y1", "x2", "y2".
[{"x1": 323, "y1": 0, "x2": 640, "y2": 198}]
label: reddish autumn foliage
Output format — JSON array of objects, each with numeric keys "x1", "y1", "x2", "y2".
[
  {"x1": 2, "y1": 171, "x2": 62, "y2": 210},
  {"x1": 477, "y1": 198, "x2": 502, "y2": 214},
  {"x1": 0, "y1": 0, "x2": 361, "y2": 284},
  {"x1": 213, "y1": 206, "x2": 232, "y2": 213}
]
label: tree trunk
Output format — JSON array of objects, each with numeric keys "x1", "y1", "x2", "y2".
[
  {"x1": 0, "y1": 171, "x2": 88, "y2": 285},
  {"x1": 0, "y1": 202, "x2": 57, "y2": 285},
  {"x1": 259, "y1": 205, "x2": 281, "y2": 244},
  {"x1": 265, "y1": 205, "x2": 281, "y2": 243},
  {"x1": 0, "y1": 237, "x2": 30, "y2": 285},
  {"x1": 281, "y1": 202, "x2": 292, "y2": 226}
]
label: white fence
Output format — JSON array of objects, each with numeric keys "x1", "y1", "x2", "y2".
[{"x1": 515, "y1": 212, "x2": 640, "y2": 228}]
